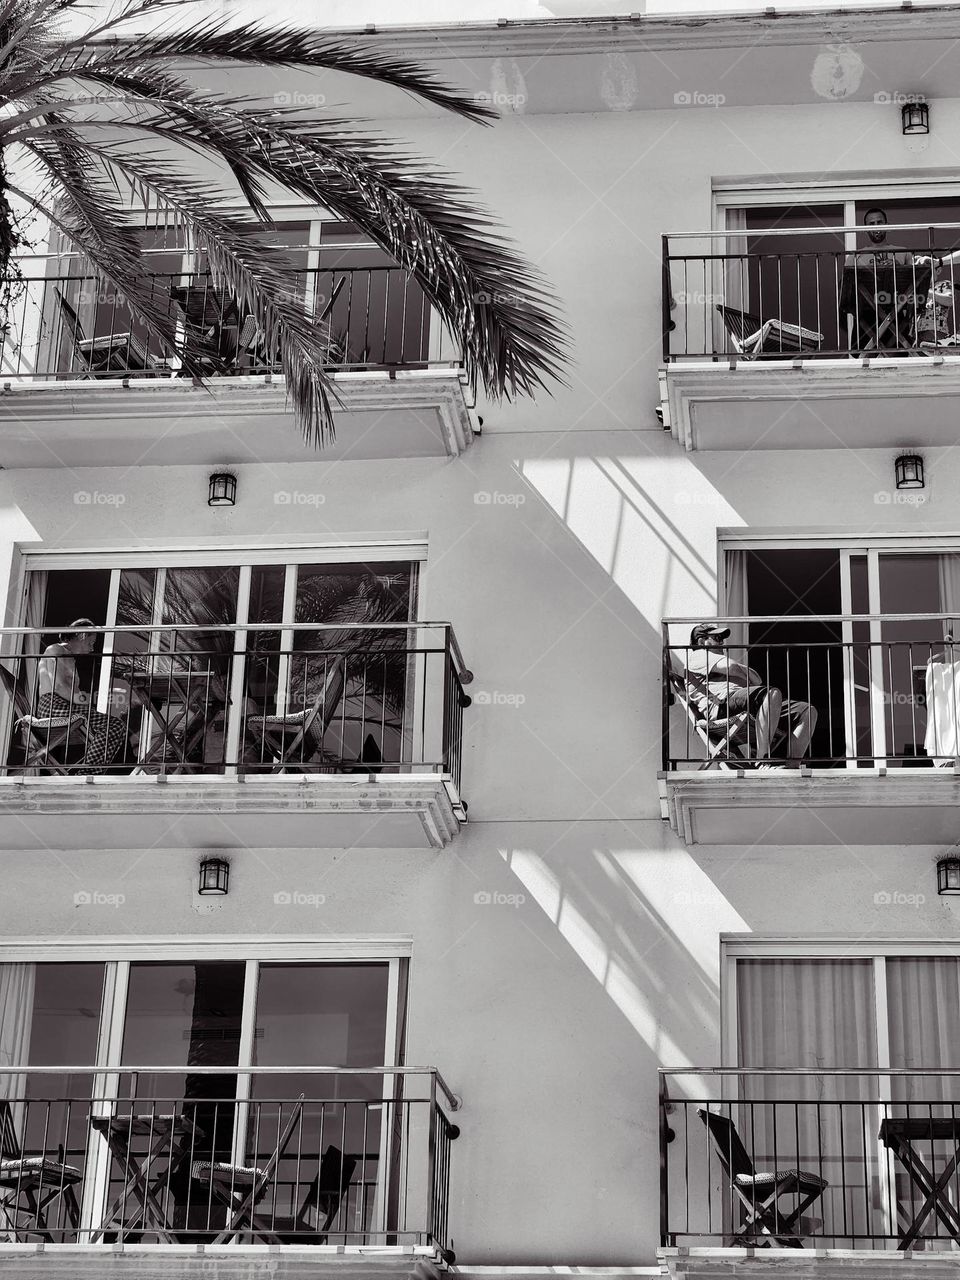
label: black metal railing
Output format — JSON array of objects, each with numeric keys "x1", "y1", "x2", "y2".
[
  {"x1": 661, "y1": 1068, "x2": 960, "y2": 1250},
  {"x1": 662, "y1": 614, "x2": 960, "y2": 771},
  {"x1": 1, "y1": 254, "x2": 461, "y2": 380},
  {"x1": 0, "y1": 622, "x2": 471, "y2": 790},
  {"x1": 0, "y1": 1066, "x2": 458, "y2": 1251},
  {"x1": 663, "y1": 222, "x2": 960, "y2": 361}
]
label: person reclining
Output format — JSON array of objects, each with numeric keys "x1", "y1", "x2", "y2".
[{"x1": 685, "y1": 622, "x2": 817, "y2": 766}]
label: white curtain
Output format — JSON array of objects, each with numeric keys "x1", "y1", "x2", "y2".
[
  {"x1": 0, "y1": 963, "x2": 36, "y2": 1138},
  {"x1": 723, "y1": 549, "x2": 749, "y2": 655},
  {"x1": 21, "y1": 571, "x2": 48, "y2": 707},
  {"x1": 736, "y1": 958, "x2": 878, "y2": 1243},
  {"x1": 887, "y1": 957, "x2": 960, "y2": 1100},
  {"x1": 718, "y1": 208, "x2": 749, "y2": 354},
  {"x1": 938, "y1": 554, "x2": 960, "y2": 643}
]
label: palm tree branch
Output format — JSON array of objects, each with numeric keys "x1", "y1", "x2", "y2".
[
  {"x1": 11, "y1": 89, "x2": 567, "y2": 396},
  {"x1": 71, "y1": 22, "x2": 497, "y2": 124}
]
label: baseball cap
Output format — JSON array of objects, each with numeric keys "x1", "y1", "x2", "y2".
[{"x1": 690, "y1": 622, "x2": 731, "y2": 646}]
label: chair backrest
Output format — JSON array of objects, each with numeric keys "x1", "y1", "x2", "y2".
[
  {"x1": 716, "y1": 305, "x2": 761, "y2": 350},
  {"x1": 698, "y1": 1106, "x2": 755, "y2": 1181},
  {"x1": 0, "y1": 662, "x2": 28, "y2": 719},
  {"x1": 297, "y1": 1143, "x2": 358, "y2": 1230},
  {"x1": 297, "y1": 658, "x2": 347, "y2": 753},
  {"x1": 251, "y1": 1095, "x2": 306, "y2": 1204},
  {"x1": 0, "y1": 1100, "x2": 22, "y2": 1161}
]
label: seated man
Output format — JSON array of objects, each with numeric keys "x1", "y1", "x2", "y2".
[
  {"x1": 685, "y1": 622, "x2": 817, "y2": 767},
  {"x1": 37, "y1": 618, "x2": 131, "y2": 773},
  {"x1": 840, "y1": 208, "x2": 937, "y2": 352}
]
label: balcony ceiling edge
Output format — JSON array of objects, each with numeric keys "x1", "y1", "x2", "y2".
[
  {"x1": 0, "y1": 371, "x2": 475, "y2": 464},
  {"x1": 660, "y1": 1247, "x2": 960, "y2": 1279},
  {"x1": 660, "y1": 360, "x2": 960, "y2": 453},
  {"x1": 0, "y1": 774, "x2": 463, "y2": 850}
]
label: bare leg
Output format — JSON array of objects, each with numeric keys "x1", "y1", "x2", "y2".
[
  {"x1": 754, "y1": 688, "x2": 782, "y2": 759},
  {"x1": 786, "y1": 704, "x2": 817, "y2": 764}
]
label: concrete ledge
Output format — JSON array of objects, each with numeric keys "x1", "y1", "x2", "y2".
[
  {"x1": 659, "y1": 358, "x2": 960, "y2": 453},
  {"x1": 0, "y1": 773, "x2": 464, "y2": 850},
  {"x1": 660, "y1": 1246, "x2": 960, "y2": 1278},
  {"x1": 0, "y1": 1243, "x2": 443, "y2": 1278},
  {"x1": 660, "y1": 767, "x2": 960, "y2": 845}
]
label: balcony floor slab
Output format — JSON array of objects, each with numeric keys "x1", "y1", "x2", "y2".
[
  {"x1": 0, "y1": 370, "x2": 475, "y2": 463},
  {"x1": 0, "y1": 1243, "x2": 444, "y2": 1279},
  {"x1": 659, "y1": 358, "x2": 960, "y2": 453},
  {"x1": 659, "y1": 767, "x2": 960, "y2": 845},
  {"x1": 660, "y1": 1247, "x2": 960, "y2": 1279},
  {"x1": 0, "y1": 773, "x2": 463, "y2": 850}
]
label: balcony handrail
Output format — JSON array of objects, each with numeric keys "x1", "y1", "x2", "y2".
[
  {"x1": 667, "y1": 221, "x2": 960, "y2": 243},
  {"x1": 12, "y1": 260, "x2": 409, "y2": 280},
  {"x1": 0, "y1": 620, "x2": 471, "y2": 681},
  {"x1": 660, "y1": 1066, "x2": 960, "y2": 1077},
  {"x1": 0, "y1": 1063, "x2": 461, "y2": 1109},
  {"x1": 664, "y1": 612, "x2": 960, "y2": 627}
]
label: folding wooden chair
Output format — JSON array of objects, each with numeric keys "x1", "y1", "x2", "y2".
[
  {"x1": 191, "y1": 1096, "x2": 305, "y2": 1244},
  {"x1": 0, "y1": 1102, "x2": 82, "y2": 1241},
  {"x1": 699, "y1": 1107, "x2": 827, "y2": 1247},
  {"x1": 716, "y1": 305, "x2": 823, "y2": 358},
  {"x1": 0, "y1": 664, "x2": 87, "y2": 774},
  {"x1": 666, "y1": 652, "x2": 751, "y2": 770},
  {"x1": 267, "y1": 1144, "x2": 358, "y2": 1245},
  {"x1": 55, "y1": 288, "x2": 154, "y2": 375},
  {"x1": 245, "y1": 658, "x2": 346, "y2": 772}
]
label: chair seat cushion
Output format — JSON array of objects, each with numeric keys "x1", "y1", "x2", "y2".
[
  {"x1": 0, "y1": 1156, "x2": 82, "y2": 1183},
  {"x1": 247, "y1": 712, "x2": 310, "y2": 728},
  {"x1": 16, "y1": 714, "x2": 83, "y2": 730},
  {"x1": 735, "y1": 1169, "x2": 827, "y2": 1191},
  {"x1": 192, "y1": 1159, "x2": 262, "y2": 1185}
]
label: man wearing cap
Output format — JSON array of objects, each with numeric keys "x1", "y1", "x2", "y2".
[{"x1": 685, "y1": 623, "x2": 817, "y2": 765}]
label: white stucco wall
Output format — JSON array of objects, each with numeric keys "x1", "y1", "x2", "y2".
[{"x1": 3, "y1": 59, "x2": 960, "y2": 1266}]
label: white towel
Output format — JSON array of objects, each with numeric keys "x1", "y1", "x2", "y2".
[{"x1": 924, "y1": 660, "x2": 960, "y2": 759}]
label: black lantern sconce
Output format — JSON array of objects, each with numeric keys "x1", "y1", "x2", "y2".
[
  {"x1": 895, "y1": 454, "x2": 924, "y2": 490},
  {"x1": 198, "y1": 856, "x2": 230, "y2": 895},
  {"x1": 901, "y1": 100, "x2": 930, "y2": 136},
  {"x1": 208, "y1": 473, "x2": 237, "y2": 507},
  {"x1": 938, "y1": 857, "x2": 960, "y2": 897}
]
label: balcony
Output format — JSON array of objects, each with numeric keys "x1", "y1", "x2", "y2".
[
  {"x1": 0, "y1": 1065, "x2": 458, "y2": 1275},
  {"x1": 659, "y1": 223, "x2": 960, "y2": 452},
  {"x1": 0, "y1": 622, "x2": 471, "y2": 850},
  {"x1": 659, "y1": 615, "x2": 960, "y2": 845},
  {"x1": 660, "y1": 1068, "x2": 960, "y2": 1279},
  {"x1": 0, "y1": 254, "x2": 474, "y2": 463}
]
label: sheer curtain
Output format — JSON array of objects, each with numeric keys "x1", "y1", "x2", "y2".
[
  {"x1": 736, "y1": 958, "x2": 878, "y2": 1243},
  {"x1": 723, "y1": 549, "x2": 749, "y2": 653},
  {"x1": 938, "y1": 554, "x2": 960, "y2": 643},
  {"x1": 20, "y1": 571, "x2": 47, "y2": 707},
  {"x1": 0, "y1": 964, "x2": 36, "y2": 1135},
  {"x1": 887, "y1": 957, "x2": 960, "y2": 1103}
]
